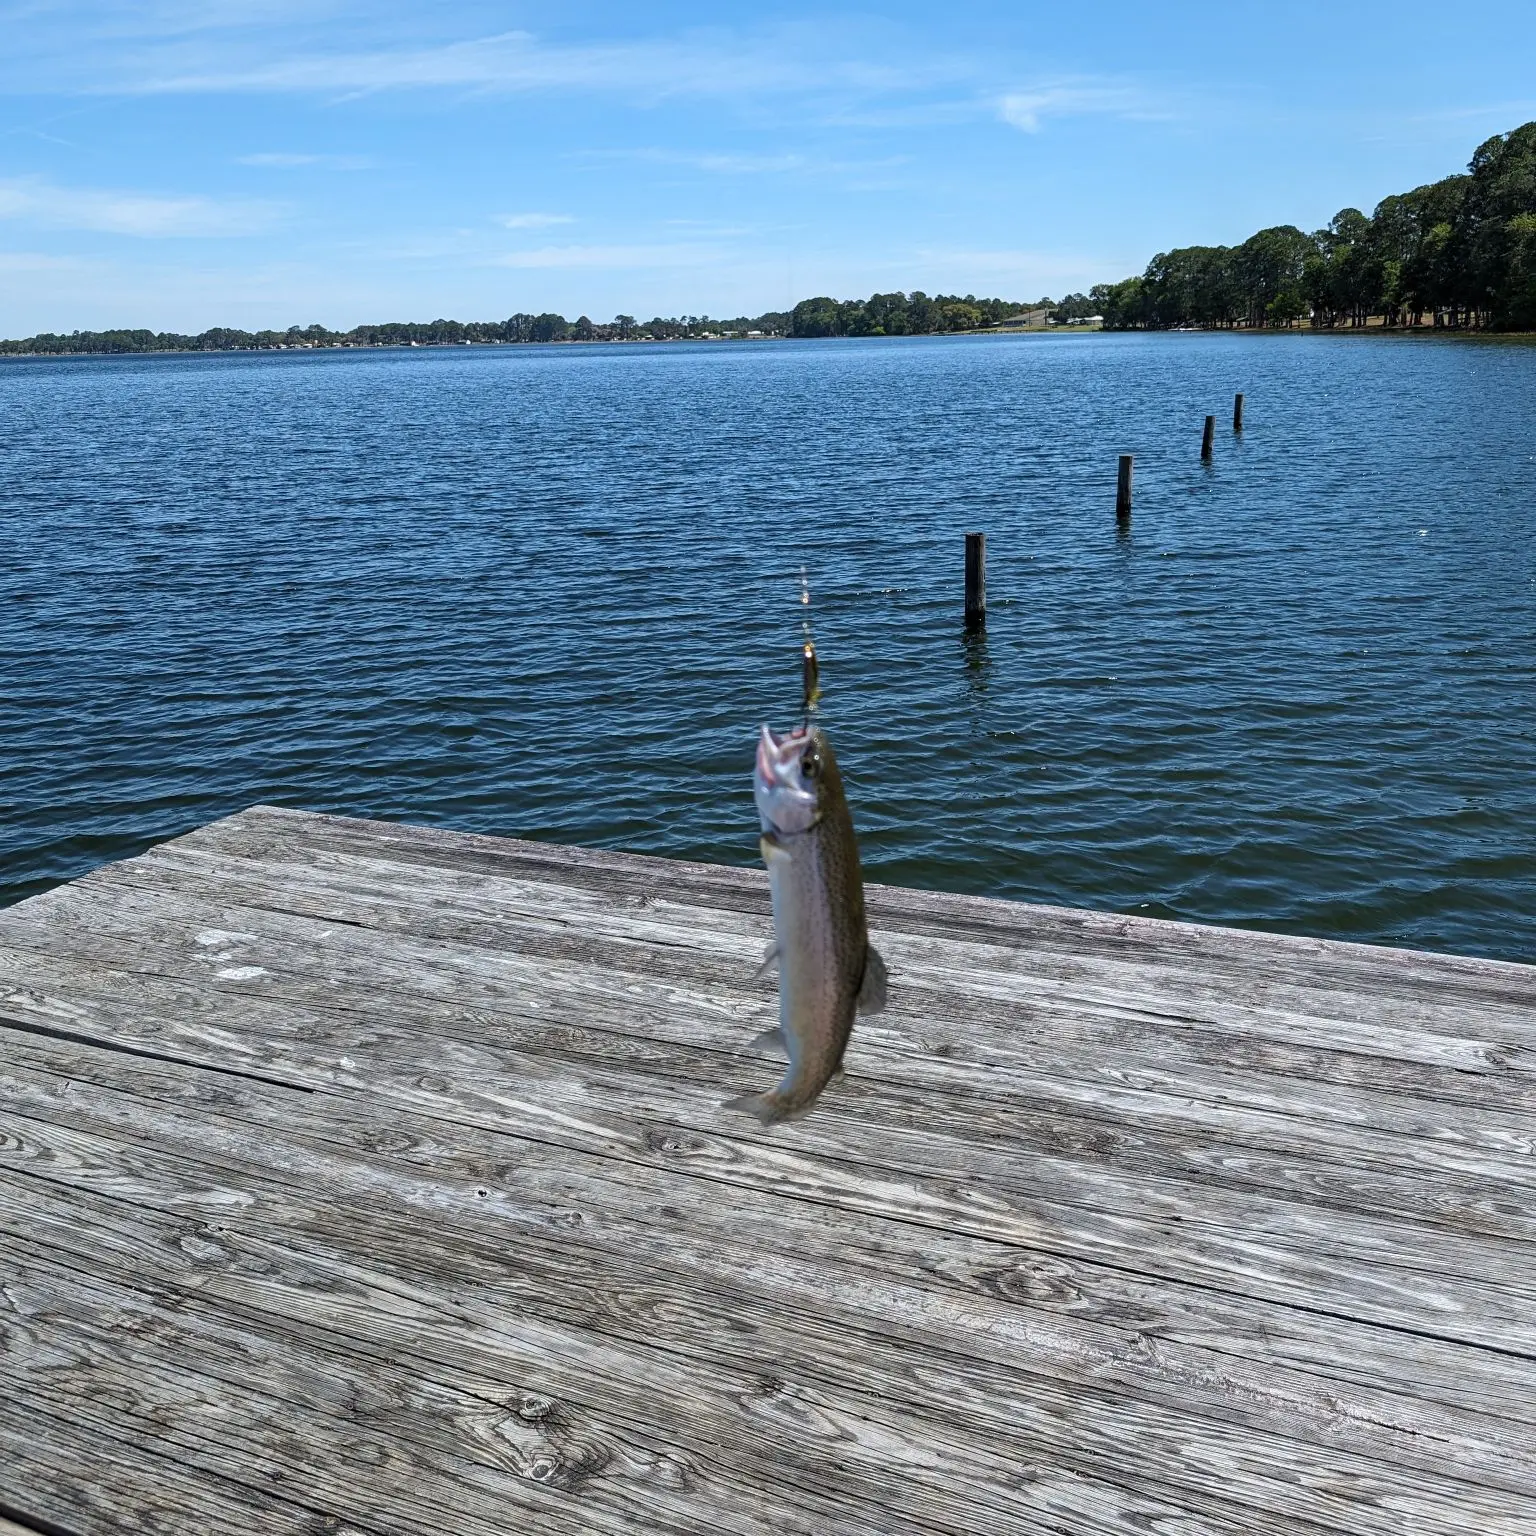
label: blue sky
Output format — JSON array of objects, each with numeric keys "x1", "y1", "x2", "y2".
[{"x1": 3, "y1": 1, "x2": 1535, "y2": 334}]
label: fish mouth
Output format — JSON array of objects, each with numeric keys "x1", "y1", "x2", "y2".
[
  {"x1": 755, "y1": 722, "x2": 818, "y2": 834},
  {"x1": 756, "y1": 722, "x2": 812, "y2": 785}
]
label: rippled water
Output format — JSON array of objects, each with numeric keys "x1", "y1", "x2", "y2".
[{"x1": 3, "y1": 333, "x2": 1534, "y2": 960}]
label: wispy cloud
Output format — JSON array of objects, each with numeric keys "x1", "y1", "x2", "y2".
[
  {"x1": 76, "y1": 25, "x2": 976, "y2": 102},
  {"x1": 0, "y1": 250, "x2": 94, "y2": 273},
  {"x1": 490, "y1": 242, "x2": 723, "y2": 270},
  {"x1": 575, "y1": 147, "x2": 910, "y2": 177},
  {"x1": 1407, "y1": 99, "x2": 1536, "y2": 124},
  {"x1": 0, "y1": 176, "x2": 281, "y2": 236},
  {"x1": 676, "y1": 151, "x2": 807, "y2": 174},
  {"x1": 496, "y1": 211, "x2": 574, "y2": 229},
  {"x1": 236, "y1": 151, "x2": 375, "y2": 169},
  {"x1": 997, "y1": 80, "x2": 1169, "y2": 132}
]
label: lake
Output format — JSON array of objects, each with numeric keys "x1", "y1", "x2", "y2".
[{"x1": 2, "y1": 331, "x2": 1533, "y2": 961}]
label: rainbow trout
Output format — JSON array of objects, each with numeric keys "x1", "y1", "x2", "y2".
[{"x1": 724, "y1": 722, "x2": 887, "y2": 1125}]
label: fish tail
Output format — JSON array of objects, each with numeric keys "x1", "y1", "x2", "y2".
[{"x1": 722, "y1": 1089, "x2": 791, "y2": 1126}]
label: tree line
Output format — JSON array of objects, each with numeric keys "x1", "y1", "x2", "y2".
[
  {"x1": 0, "y1": 311, "x2": 797, "y2": 356},
  {"x1": 0, "y1": 292, "x2": 1049, "y2": 355},
  {"x1": 1091, "y1": 120, "x2": 1536, "y2": 331},
  {"x1": 788, "y1": 291, "x2": 1036, "y2": 336}
]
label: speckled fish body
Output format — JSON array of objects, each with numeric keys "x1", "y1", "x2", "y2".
[{"x1": 725, "y1": 722, "x2": 886, "y2": 1125}]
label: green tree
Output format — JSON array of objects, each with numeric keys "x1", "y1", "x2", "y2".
[
  {"x1": 906, "y1": 292, "x2": 941, "y2": 333},
  {"x1": 790, "y1": 297, "x2": 844, "y2": 337},
  {"x1": 939, "y1": 301, "x2": 983, "y2": 330},
  {"x1": 1461, "y1": 123, "x2": 1536, "y2": 327},
  {"x1": 1235, "y1": 226, "x2": 1314, "y2": 327}
]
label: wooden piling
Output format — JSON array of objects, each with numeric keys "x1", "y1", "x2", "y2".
[
  {"x1": 1234, "y1": 392, "x2": 1245, "y2": 432},
  {"x1": 1115, "y1": 455, "x2": 1133, "y2": 521},
  {"x1": 1202, "y1": 415, "x2": 1216, "y2": 460},
  {"x1": 964, "y1": 532, "x2": 986, "y2": 630}
]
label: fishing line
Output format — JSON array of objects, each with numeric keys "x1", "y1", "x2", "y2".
[{"x1": 799, "y1": 565, "x2": 821, "y2": 726}]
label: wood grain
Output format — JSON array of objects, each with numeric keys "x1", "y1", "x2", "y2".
[{"x1": 1, "y1": 804, "x2": 1533, "y2": 1535}]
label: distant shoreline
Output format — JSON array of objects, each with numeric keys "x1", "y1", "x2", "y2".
[
  {"x1": 0, "y1": 334, "x2": 787, "y2": 360},
  {"x1": 8, "y1": 324, "x2": 1535, "y2": 361},
  {"x1": 0, "y1": 334, "x2": 792, "y2": 360}
]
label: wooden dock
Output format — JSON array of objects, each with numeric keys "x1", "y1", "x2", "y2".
[{"x1": 2, "y1": 804, "x2": 1533, "y2": 1535}]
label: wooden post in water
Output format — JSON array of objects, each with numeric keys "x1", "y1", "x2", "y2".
[
  {"x1": 1234, "y1": 392, "x2": 1246, "y2": 432},
  {"x1": 1115, "y1": 454, "x2": 1133, "y2": 522},
  {"x1": 964, "y1": 532, "x2": 986, "y2": 631},
  {"x1": 1201, "y1": 415, "x2": 1216, "y2": 460}
]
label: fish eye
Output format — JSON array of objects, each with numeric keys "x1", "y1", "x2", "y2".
[{"x1": 800, "y1": 751, "x2": 818, "y2": 778}]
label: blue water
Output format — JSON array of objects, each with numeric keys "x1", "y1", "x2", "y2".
[{"x1": 3, "y1": 333, "x2": 1534, "y2": 961}]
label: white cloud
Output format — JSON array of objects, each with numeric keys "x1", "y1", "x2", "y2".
[
  {"x1": 495, "y1": 212, "x2": 574, "y2": 229},
  {"x1": 998, "y1": 80, "x2": 1165, "y2": 132},
  {"x1": 573, "y1": 147, "x2": 911, "y2": 179},
  {"x1": 1409, "y1": 99, "x2": 1536, "y2": 124},
  {"x1": 236, "y1": 151, "x2": 374, "y2": 169},
  {"x1": 86, "y1": 25, "x2": 974, "y2": 102},
  {"x1": 679, "y1": 152, "x2": 806, "y2": 174},
  {"x1": 0, "y1": 177, "x2": 281, "y2": 236},
  {"x1": 490, "y1": 242, "x2": 723, "y2": 270}
]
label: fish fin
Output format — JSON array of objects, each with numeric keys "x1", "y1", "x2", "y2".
[
  {"x1": 745, "y1": 1026, "x2": 789, "y2": 1059},
  {"x1": 759, "y1": 833, "x2": 793, "y2": 868},
  {"x1": 722, "y1": 1090, "x2": 789, "y2": 1126},
  {"x1": 751, "y1": 939, "x2": 781, "y2": 980},
  {"x1": 856, "y1": 943, "x2": 888, "y2": 1015}
]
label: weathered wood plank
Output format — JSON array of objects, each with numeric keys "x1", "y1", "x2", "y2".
[
  {"x1": 5, "y1": 1162, "x2": 1519, "y2": 1536},
  {"x1": 5, "y1": 1252, "x2": 866, "y2": 1536},
  {"x1": 7, "y1": 1231, "x2": 1244, "y2": 1536},
  {"x1": 11, "y1": 919, "x2": 1533, "y2": 1199},
  {"x1": 21, "y1": 836, "x2": 1536, "y2": 1152},
  {"x1": 6, "y1": 905, "x2": 1534, "y2": 1233},
  {"x1": 38, "y1": 850, "x2": 1536, "y2": 1177},
  {"x1": 101, "y1": 839, "x2": 1536, "y2": 1089},
  {"x1": 3, "y1": 805, "x2": 1534, "y2": 1536},
  {"x1": 8, "y1": 1028, "x2": 1533, "y2": 1436},
  {"x1": 3, "y1": 1167, "x2": 1328, "y2": 1536},
  {"x1": 131, "y1": 825, "x2": 1536, "y2": 1046},
  {"x1": 179, "y1": 805, "x2": 1536, "y2": 1008},
  {"x1": 4, "y1": 1056, "x2": 1534, "y2": 1535},
  {"x1": 3, "y1": 948, "x2": 1533, "y2": 1348},
  {"x1": 0, "y1": 1394, "x2": 372, "y2": 1536},
  {"x1": 6, "y1": 859, "x2": 1535, "y2": 1182}
]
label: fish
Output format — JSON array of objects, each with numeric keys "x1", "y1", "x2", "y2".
[{"x1": 724, "y1": 721, "x2": 887, "y2": 1125}]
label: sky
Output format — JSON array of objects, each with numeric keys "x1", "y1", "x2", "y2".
[{"x1": 2, "y1": 1, "x2": 1535, "y2": 335}]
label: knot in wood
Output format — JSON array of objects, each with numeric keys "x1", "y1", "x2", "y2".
[
  {"x1": 357, "y1": 1128, "x2": 413, "y2": 1155},
  {"x1": 982, "y1": 1261, "x2": 1080, "y2": 1307},
  {"x1": 177, "y1": 1225, "x2": 233, "y2": 1267},
  {"x1": 516, "y1": 1392, "x2": 555, "y2": 1423},
  {"x1": 655, "y1": 1453, "x2": 694, "y2": 1491},
  {"x1": 643, "y1": 1127, "x2": 708, "y2": 1155},
  {"x1": 528, "y1": 1454, "x2": 560, "y2": 1483}
]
